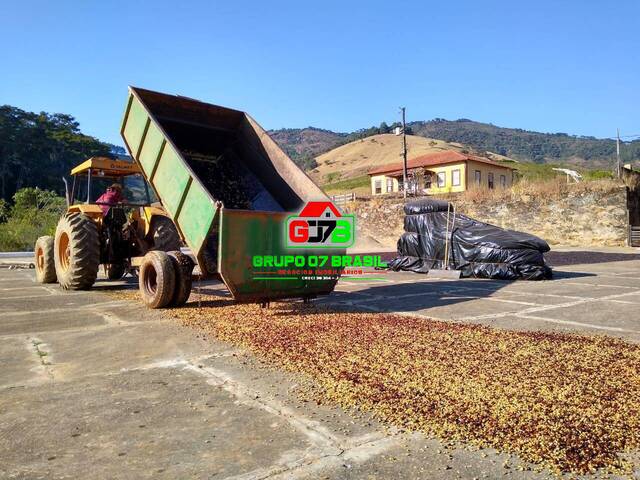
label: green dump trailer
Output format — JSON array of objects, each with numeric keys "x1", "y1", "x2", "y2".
[{"x1": 120, "y1": 87, "x2": 344, "y2": 307}]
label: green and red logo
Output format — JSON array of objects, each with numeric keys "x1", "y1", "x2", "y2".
[{"x1": 286, "y1": 201, "x2": 355, "y2": 248}]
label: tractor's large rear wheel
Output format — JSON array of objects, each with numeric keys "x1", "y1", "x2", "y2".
[
  {"x1": 148, "y1": 216, "x2": 181, "y2": 252},
  {"x1": 34, "y1": 236, "x2": 57, "y2": 283},
  {"x1": 54, "y1": 213, "x2": 100, "y2": 290}
]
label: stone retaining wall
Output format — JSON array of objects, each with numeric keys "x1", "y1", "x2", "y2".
[{"x1": 345, "y1": 185, "x2": 628, "y2": 248}]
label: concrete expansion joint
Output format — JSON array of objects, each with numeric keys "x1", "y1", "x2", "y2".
[
  {"x1": 105, "y1": 355, "x2": 405, "y2": 480},
  {"x1": 562, "y1": 280, "x2": 638, "y2": 289},
  {"x1": 27, "y1": 336, "x2": 54, "y2": 383},
  {"x1": 0, "y1": 300, "x2": 129, "y2": 318},
  {"x1": 234, "y1": 433, "x2": 415, "y2": 480},
  {"x1": 461, "y1": 287, "x2": 640, "y2": 322},
  {"x1": 326, "y1": 298, "x2": 451, "y2": 323},
  {"x1": 227, "y1": 446, "x2": 345, "y2": 480},
  {"x1": 175, "y1": 360, "x2": 410, "y2": 480},
  {"x1": 0, "y1": 321, "x2": 147, "y2": 341},
  {"x1": 183, "y1": 362, "x2": 342, "y2": 450}
]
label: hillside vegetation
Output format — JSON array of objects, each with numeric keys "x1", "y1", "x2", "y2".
[
  {"x1": 268, "y1": 128, "x2": 347, "y2": 170},
  {"x1": 410, "y1": 119, "x2": 640, "y2": 167},
  {"x1": 309, "y1": 133, "x2": 486, "y2": 185},
  {"x1": 0, "y1": 187, "x2": 65, "y2": 251},
  {"x1": 0, "y1": 105, "x2": 118, "y2": 202},
  {"x1": 270, "y1": 120, "x2": 640, "y2": 170}
]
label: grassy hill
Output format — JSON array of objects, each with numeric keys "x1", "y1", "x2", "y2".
[
  {"x1": 269, "y1": 119, "x2": 640, "y2": 171},
  {"x1": 309, "y1": 133, "x2": 496, "y2": 189},
  {"x1": 310, "y1": 133, "x2": 615, "y2": 195}
]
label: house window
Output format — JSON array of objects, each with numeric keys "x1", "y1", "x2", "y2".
[
  {"x1": 374, "y1": 180, "x2": 382, "y2": 194},
  {"x1": 386, "y1": 177, "x2": 393, "y2": 193},
  {"x1": 437, "y1": 172, "x2": 446, "y2": 188},
  {"x1": 488, "y1": 173, "x2": 494, "y2": 189},
  {"x1": 474, "y1": 170, "x2": 481, "y2": 185},
  {"x1": 452, "y1": 169, "x2": 461, "y2": 187},
  {"x1": 500, "y1": 174, "x2": 506, "y2": 188},
  {"x1": 424, "y1": 173, "x2": 432, "y2": 189}
]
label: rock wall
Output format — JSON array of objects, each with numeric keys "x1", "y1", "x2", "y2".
[{"x1": 345, "y1": 185, "x2": 629, "y2": 249}]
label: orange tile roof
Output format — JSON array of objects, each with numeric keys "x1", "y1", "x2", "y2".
[
  {"x1": 298, "y1": 201, "x2": 342, "y2": 217},
  {"x1": 367, "y1": 150, "x2": 514, "y2": 176}
]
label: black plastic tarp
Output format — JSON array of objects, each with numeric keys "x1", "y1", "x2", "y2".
[{"x1": 388, "y1": 199, "x2": 552, "y2": 280}]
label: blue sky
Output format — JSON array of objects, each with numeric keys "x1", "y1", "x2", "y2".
[{"x1": 1, "y1": 0, "x2": 638, "y2": 145}]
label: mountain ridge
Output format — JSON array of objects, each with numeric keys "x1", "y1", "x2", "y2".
[{"x1": 269, "y1": 119, "x2": 640, "y2": 170}]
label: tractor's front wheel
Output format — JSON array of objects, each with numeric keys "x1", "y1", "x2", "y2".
[
  {"x1": 54, "y1": 213, "x2": 100, "y2": 290},
  {"x1": 148, "y1": 216, "x2": 181, "y2": 252},
  {"x1": 34, "y1": 236, "x2": 57, "y2": 283},
  {"x1": 106, "y1": 263, "x2": 126, "y2": 280}
]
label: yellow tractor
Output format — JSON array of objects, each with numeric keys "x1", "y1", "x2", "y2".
[{"x1": 34, "y1": 157, "x2": 188, "y2": 295}]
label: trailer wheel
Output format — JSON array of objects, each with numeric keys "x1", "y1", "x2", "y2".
[
  {"x1": 54, "y1": 213, "x2": 100, "y2": 290},
  {"x1": 34, "y1": 236, "x2": 57, "y2": 283},
  {"x1": 139, "y1": 251, "x2": 175, "y2": 309},
  {"x1": 168, "y1": 251, "x2": 194, "y2": 307}
]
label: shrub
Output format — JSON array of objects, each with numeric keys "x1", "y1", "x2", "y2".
[
  {"x1": 0, "y1": 199, "x2": 7, "y2": 223},
  {"x1": 582, "y1": 169, "x2": 614, "y2": 181},
  {"x1": 0, "y1": 188, "x2": 66, "y2": 251}
]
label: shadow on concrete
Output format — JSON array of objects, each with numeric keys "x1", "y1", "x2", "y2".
[
  {"x1": 546, "y1": 251, "x2": 640, "y2": 266},
  {"x1": 92, "y1": 276, "x2": 138, "y2": 291},
  {"x1": 550, "y1": 270, "x2": 598, "y2": 280},
  {"x1": 296, "y1": 271, "x2": 596, "y2": 316},
  {"x1": 373, "y1": 250, "x2": 639, "y2": 268},
  {"x1": 90, "y1": 267, "x2": 595, "y2": 315}
]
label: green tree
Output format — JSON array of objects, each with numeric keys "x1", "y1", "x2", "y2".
[
  {"x1": 11, "y1": 187, "x2": 65, "y2": 220},
  {"x1": 296, "y1": 154, "x2": 318, "y2": 170},
  {"x1": 0, "y1": 188, "x2": 65, "y2": 251},
  {"x1": 0, "y1": 105, "x2": 112, "y2": 201}
]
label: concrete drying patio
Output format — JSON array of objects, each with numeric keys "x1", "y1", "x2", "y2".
[{"x1": 0, "y1": 250, "x2": 639, "y2": 479}]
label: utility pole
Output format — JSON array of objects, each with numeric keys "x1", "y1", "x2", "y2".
[
  {"x1": 400, "y1": 107, "x2": 408, "y2": 199},
  {"x1": 616, "y1": 128, "x2": 621, "y2": 178}
]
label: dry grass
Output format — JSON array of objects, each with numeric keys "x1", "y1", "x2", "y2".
[
  {"x1": 160, "y1": 294, "x2": 640, "y2": 475},
  {"x1": 311, "y1": 134, "x2": 475, "y2": 184},
  {"x1": 447, "y1": 178, "x2": 621, "y2": 204}
]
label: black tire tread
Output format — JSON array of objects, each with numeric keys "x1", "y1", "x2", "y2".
[
  {"x1": 54, "y1": 213, "x2": 100, "y2": 290},
  {"x1": 168, "y1": 251, "x2": 194, "y2": 307},
  {"x1": 35, "y1": 236, "x2": 57, "y2": 283},
  {"x1": 139, "y1": 251, "x2": 176, "y2": 309}
]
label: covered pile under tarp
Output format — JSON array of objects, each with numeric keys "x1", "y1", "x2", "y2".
[{"x1": 388, "y1": 199, "x2": 552, "y2": 280}]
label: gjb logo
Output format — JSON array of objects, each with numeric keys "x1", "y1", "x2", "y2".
[{"x1": 286, "y1": 201, "x2": 355, "y2": 248}]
